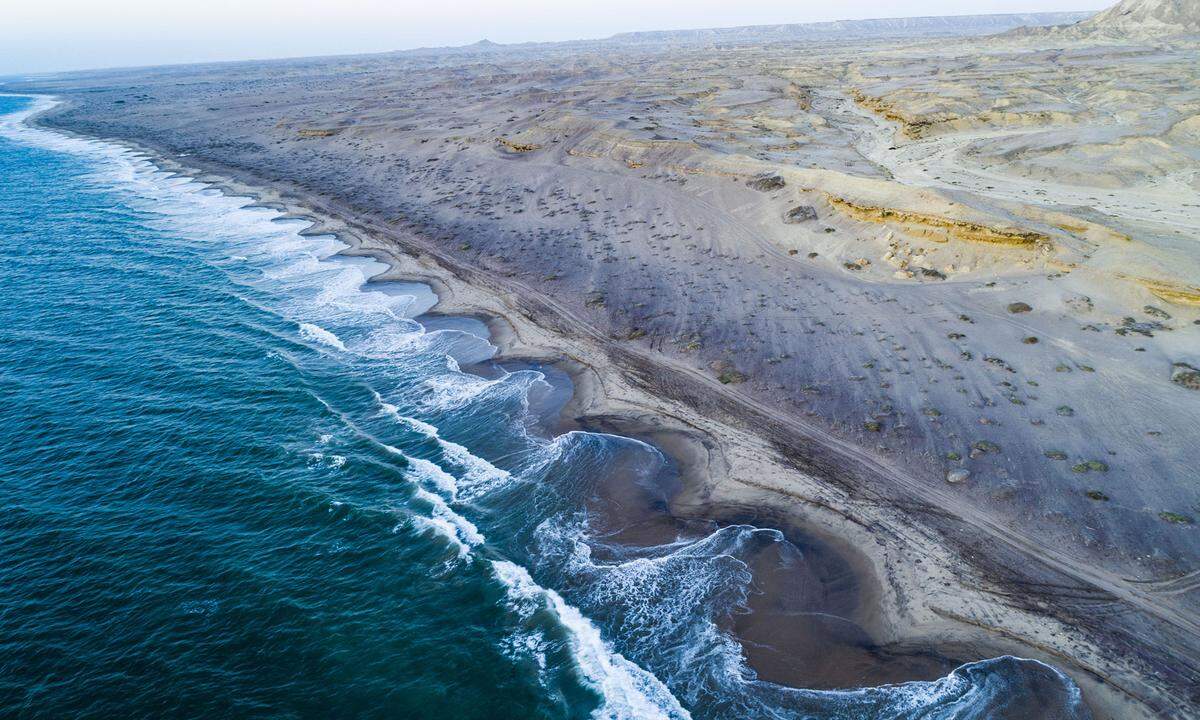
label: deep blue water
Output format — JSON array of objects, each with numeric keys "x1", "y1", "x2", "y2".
[{"x1": 0, "y1": 94, "x2": 1089, "y2": 719}]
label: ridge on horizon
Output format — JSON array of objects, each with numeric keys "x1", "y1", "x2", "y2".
[
  {"x1": 399, "y1": 9, "x2": 1095, "y2": 55},
  {"x1": 7, "y1": 9, "x2": 1096, "y2": 77}
]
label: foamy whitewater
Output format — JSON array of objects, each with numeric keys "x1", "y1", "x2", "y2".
[{"x1": 0, "y1": 94, "x2": 1090, "y2": 719}]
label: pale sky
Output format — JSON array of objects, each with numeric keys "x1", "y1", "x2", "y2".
[{"x1": 3, "y1": 0, "x2": 1108, "y2": 76}]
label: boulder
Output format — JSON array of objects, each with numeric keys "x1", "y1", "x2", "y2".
[
  {"x1": 1171, "y1": 362, "x2": 1200, "y2": 390},
  {"x1": 747, "y1": 174, "x2": 786, "y2": 192},
  {"x1": 783, "y1": 205, "x2": 817, "y2": 223}
]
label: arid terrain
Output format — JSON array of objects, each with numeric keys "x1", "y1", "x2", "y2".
[{"x1": 6, "y1": 0, "x2": 1199, "y2": 716}]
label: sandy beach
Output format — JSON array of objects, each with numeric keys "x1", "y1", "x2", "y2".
[{"x1": 6, "y1": 6, "x2": 1200, "y2": 716}]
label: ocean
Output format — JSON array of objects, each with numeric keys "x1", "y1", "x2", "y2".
[{"x1": 0, "y1": 93, "x2": 1089, "y2": 719}]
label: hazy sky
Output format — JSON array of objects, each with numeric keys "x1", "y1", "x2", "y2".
[{"x1": 4, "y1": 0, "x2": 1107, "y2": 76}]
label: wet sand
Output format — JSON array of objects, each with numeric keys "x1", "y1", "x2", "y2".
[{"x1": 467, "y1": 324, "x2": 962, "y2": 692}]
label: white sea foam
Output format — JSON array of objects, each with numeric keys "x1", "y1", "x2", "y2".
[
  {"x1": 377, "y1": 444, "x2": 478, "y2": 557},
  {"x1": 391, "y1": 442, "x2": 690, "y2": 719},
  {"x1": 374, "y1": 394, "x2": 516, "y2": 500},
  {"x1": 406, "y1": 455, "x2": 461, "y2": 498},
  {"x1": 361, "y1": 326, "x2": 496, "y2": 367},
  {"x1": 492, "y1": 560, "x2": 691, "y2": 720},
  {"x1": 298, "y1": 322, "x2": 347, "y2": 351},
  {"x1": 404, "y1": 457, "x2": 485, "y2": 553},
  {"x1": 417, "y1": 373, "x2": 500, "y2": 412},
  {"x1": 307, "y1": 451, "x2": 347, "y2": 469},
  {"x1": 538, "y1": 516, "x2": 762, "y2": 691},
  {"x1": 409, "y1": 492, "x2": 485, "y2": 558}
]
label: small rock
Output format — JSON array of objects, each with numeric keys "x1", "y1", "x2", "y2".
[
  {"x1": 1160, "y1": 511, "x2": 1194, "y2": 525},
  {"x1": 783, "y1": 205, "x2": 817, "y2": 223},
  {"x1": 747, "y1": 174, "x2": 786, "y2": 192},
  {"x1": 1119, "y1": 317, "x2": 1162, "y2": 337},
  {"x1": 991, "y1": 485, "x2": 1017, "y2": 501},
  {"x1": 1007, "y1": 302, "x2": 1033, "y2": 314},
  {"x1": 1171, "y1": 362, "x2": 1200, "y2": 390},
  {"x1": 946, "y1": 469, "x2": 971, "y2": 484},
  {"x1": 1066, "y1": 295, "x2": 1093, "y2": 313}
]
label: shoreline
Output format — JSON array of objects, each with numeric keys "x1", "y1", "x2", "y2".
[{"x1": 14, "y1": 93, "x2": 1175, "y2": 718}]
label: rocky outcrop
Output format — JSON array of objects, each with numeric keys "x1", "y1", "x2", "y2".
[
  {"x1": 824, "y1": 194, "x2": 1050, "y2": 248},
  {"x1": 783, "y1": 205, "x2": 818, "y2": 223},
  {"x1": 1131, "y1": 277, "x2": 1200, "y2": 306},
  {"x1": 851, "y1": 89, "x2": 1076, "y2": 140},
  {"x1": 496, "y1": 137, "x2": 540, "y2": 153},
  {"x1": 296, "y1": 128, "x2": 339, "y2": 138},
  {"x1": 1171, "y1": 362, "x2": 1200, "y2": 389},
  {"x1": 1040, "y1": 0, "x2": 1200, "y2": 38},
  {"x1": 747, "y1": 174, "x2": 786, "y2": 191},
  {"x1": 1077, "y1": 0, "x2": 1200, "y2": 34}
]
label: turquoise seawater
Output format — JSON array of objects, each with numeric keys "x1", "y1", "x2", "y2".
[{"x1": 0, "y1": 94, "x2": 1089, "y2": 719}]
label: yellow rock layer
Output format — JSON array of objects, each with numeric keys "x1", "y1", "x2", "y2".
[
  {"x1": 296, "y1": 128, "x2": 338, "y2": 138},
  {"x1": 1133, "y1": 278, "x2": 1200, "y2": 306},
  {"x1": 496, "y1": 138, "x2": 540, "y2": 153},
  {"x1": 851, "y1": 90, "x2": 1075, "y2": 139},
  {"x1": 850, "y1": 90, "x2": 941, "y2": 139},
  {"x1": 824, "y1": 194, "x2": 1050, "y2": 248}
]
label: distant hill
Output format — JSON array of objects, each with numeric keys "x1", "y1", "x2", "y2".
[
  {"x1": 605, "y1": 12, "x2": 1094, "y2": 44},
  {"x1": 1010, "y1": 0, "x2": 1200, "y2": 38},
  {"x1": 405, "y1": 11, "x2": 1093, "y2": 56},
  {"x1": 1074, "y1": 0, "x2": 1200, "y2": 34},
  {"x1": 467, "y1": 39, "x2": 502, "y2": 50}
]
